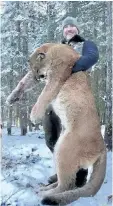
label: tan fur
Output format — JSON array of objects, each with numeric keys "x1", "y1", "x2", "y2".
[
  {"x1": 6, "y1": 70, "x2": 36, "y2": 105},
  {"x1": 6, "y1": 43, "x2": 106, "y2": 205},
  {"x1": 30, "y1": 43, "x2": 80, "y2": 124},
  {"x1": 29, "y1": 43, "x2": 106, "y2": 205}
]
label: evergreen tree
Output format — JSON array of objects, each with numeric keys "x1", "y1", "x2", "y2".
[{"x1": 1, "y1": 1, "x2": 112, "y2": 144}]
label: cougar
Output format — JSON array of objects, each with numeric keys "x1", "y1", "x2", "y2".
[{"x1": 6, "y1": 43, "x2": 106, "y2": 205}]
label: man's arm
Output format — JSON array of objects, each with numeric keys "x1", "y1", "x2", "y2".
[{"x1": 72, "y1": 40, "x2": 99, "y2": 73}]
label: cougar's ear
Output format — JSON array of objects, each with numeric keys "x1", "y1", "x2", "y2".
[{"x1": 36, "y1": 52, "x2": 46, "y2": 61}]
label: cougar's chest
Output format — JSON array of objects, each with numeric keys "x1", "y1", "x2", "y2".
[{"x1": 51, "y1": 97, "x2": 68, "y2": 130}]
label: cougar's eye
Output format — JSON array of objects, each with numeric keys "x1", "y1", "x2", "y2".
[{"x1": 36, "y1": 52, "x2": 45, "y2": 61}]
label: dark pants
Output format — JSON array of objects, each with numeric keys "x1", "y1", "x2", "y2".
[
  {"x1": 43, "y1": 105, "x2": 88, "y2": 187},
  {"x1": 43, "y1": 104, "x2": 61, "y2": 152}
]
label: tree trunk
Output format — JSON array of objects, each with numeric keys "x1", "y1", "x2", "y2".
[
  {"x1": 47, "y1": 2, "x2": 56, "y2": 42},
  {"x1": 7, "y1": 57, "x2": 13, "y2": 135},
  {"x1": 15, "y1": 5, "x2": 28, "y2": 135},
  {"x1": 7, "y1": 106, "x2": 12, "y2": 135},
  {"x1": 104, "y1": 2, "x2": 112, "y2": 150},
  {"x1": 28, "y1": 106, "x2": 32, "y2": 132},
  {"x1": 19, "y1": 95, "x2": 27, "y2": 136}
]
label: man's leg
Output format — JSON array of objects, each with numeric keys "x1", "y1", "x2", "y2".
[{"x1": 43, "y1": 104, "x2": 61, "y2": 153}]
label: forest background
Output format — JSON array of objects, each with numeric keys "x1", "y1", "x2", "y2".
[{"x1": 1, "y1": 1, "x2": 112, "y2": 149}]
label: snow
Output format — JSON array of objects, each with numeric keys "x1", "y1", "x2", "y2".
[
  {"x1": 101, "y1": 125, "x2": 105, "y2": 139},
  {"x1": 14, "y1": 15, "x2": 28, "y2": 22},
  {"x1": 1, "y1": 126, "x2": 112, "y2": 206}
]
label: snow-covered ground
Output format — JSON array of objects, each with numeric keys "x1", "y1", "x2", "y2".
[{"x1": 1, "y1": 126, "x2": 112, "y2": 206}]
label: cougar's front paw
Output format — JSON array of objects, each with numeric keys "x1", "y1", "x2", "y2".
[
  {"x1": 30, "y1": 104, "x2": 42, "y2": 124},
  {"x1": 6, "y1": 82, "x2": 24, "y2": 105}
]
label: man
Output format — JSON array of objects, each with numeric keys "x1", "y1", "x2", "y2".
[
  {"x1": 43, "y1": 16, "x2": 99, "y2": 186},
  {"x1": 62, "y1": 16, "x2": 99, "y2": 73},
  {"x1": 44, "y1": 16, "x2": 99, "y2": 154}
]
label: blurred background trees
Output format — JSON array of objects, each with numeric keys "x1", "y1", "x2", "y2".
[{"x1": 1, "y1": 1, "x2": 112, "y2": 149}]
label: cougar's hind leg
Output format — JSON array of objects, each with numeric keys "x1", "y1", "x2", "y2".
[
  {"x1": 47, "y1": 167, "x2": 88, "y2": 188},
  {"x1": 48, "y1": 169, "x2": 88, "y2": 187},
  {"x1": 43, "y1": 106, "x2": 88, "y2": 188},
  {"x1": 41, "y1": 151, "x2": 106, "y2": 205},
  {"x1": 41, "y1": 132, "x2": 80, "y2": 197},
  {"x1": 40, "y1": 182, "x2": 58, "y2": 192}
]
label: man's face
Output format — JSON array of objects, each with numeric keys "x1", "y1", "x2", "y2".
[{"x1": 63, "y1": 25, "x2": 79, "y2": 40}]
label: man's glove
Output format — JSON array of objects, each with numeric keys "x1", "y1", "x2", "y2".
[
  {"x1": 61, "y1": 34, "x2": 85, "y2": 45},
  {"x1": 72, "y1": 40, "x2": 99, "y2": 73},
  {"x1": 68, "y1": 34, "x2": 85, "y2": 44}
]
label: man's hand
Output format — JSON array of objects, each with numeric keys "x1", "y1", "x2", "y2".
[
  {"x1": 68, "y1": 34, "x2": 85, "y2": 44},
  {"x1": 61, "y1": 34, "x2": 85, "y2": 45}
]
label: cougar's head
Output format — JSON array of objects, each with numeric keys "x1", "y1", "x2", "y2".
[
  {"x1": 29, "y1": 43, "x2": 80, "y2": 83},
  {"x1": 29, "y1": 43, "x2": 54, "y2": 83}
]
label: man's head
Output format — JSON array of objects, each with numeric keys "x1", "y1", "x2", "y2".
[{"x1": 62, "y1": 16, "x2": 79, "y2": 41}]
